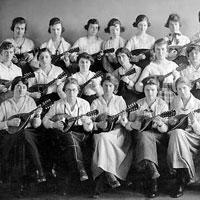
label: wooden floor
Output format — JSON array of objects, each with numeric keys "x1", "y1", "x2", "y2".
[{"x1": 1, "y1": 180, "x2": 200, "y2": 200}]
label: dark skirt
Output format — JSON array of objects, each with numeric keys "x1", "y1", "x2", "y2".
[{"x1": 0, "y1": 128, "x2": 43, "y2": 182}]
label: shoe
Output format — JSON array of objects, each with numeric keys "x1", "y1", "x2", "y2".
[
  {"x1": 171, "y1": 184, "x2": 184, "y2": 198},
  {"x1": 80, "y1": 170, "x2": 89, "y2": 182},
  {"x1": 105, "y1": 172, "x2": 121, "y2": 189},
  {"x1": 36, "y1": 172, "x2": 46, "y2": 183},
  {"x1": 147, "y1": 179, "x2": 159, "y2": 198}
]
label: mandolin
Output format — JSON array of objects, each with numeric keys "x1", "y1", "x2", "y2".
[
  {"x1": 78, "y1": 71, "x2": 104, "y2": 97},
  {"x1": 139, "y1": 110, "x2": 176, "y2": 133},
  {"x1": 0, "y1": 72, "x2": 35, "y2": 103},
  {"x1": 95, "y1": 102, "x2": 139, "y2": 132},
  {"x1": 130, "y1": 48, "x2": 152, "y2": 69},
  {"x1": 51, "y1": 47, "x2": 80, "y2": 64},
  {"x1": 167, "y1": 38, "x2": 200, "y2": 61},
  {"x1": 51, "y1": 109, "x2": 99, "y2": 133},
  {"x1": 28, "y1": 71, "x2": 68, "y2": 96},
  {"x1": 154, "y1": 63, "x2": 187, "y2": 84},
  {"x1": 7, "y1": 99, "x2": 53, "y2": 134},
  {"x1": 169, "y1": 108, "x2": 200, "y2": 131},
  {"x1": 92, "y1": 48, "x2": 115, "y2": 61}
]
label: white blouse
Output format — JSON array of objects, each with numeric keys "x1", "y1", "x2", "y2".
[
  {"x1": 0, "y1": 62, "x2": 22, "y2": 81},
  {"x1": 28, "y1": 64, "x2": 64, "y2": 94},
  {"x1": 43, "y1": 97, "x2": 90, "y2": 128},
  {"x1": 41, "y1": 37, "x2": 71, "y2": 55},
  {"x1": 72, "y1": 36, "x2": 103, "y2": 55},
  {"x1": 125, "y1": 34, "x2": 155, "y2": 51}
]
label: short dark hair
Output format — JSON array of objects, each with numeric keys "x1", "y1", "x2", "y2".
[
  {"x1": 165, "y1": 13, "x2": 181, "y2": 28},
  {"x1": 115, "y1": 47, "x2": 132, "y2": 60},
  {"x1": 77, "y1": 52, "x2": 94, "y2": 65},
  {"x1": 48, "y1": 17, "x2": 65, "y2": 33},
  {"x1": 104, "y1": 18, "x2": 125, "y2": 33},
  {"x1": 84, "y1": 18, "x2": 100, "y2": 30},
  {"x1": 133, "y1": 14, "x2": 151, "y2": 27},
  {"x1": 11, "y1": 76, "x2": 28, "y2": 91},
  {"x1": 101, "y1": 73, "x2": 119, "y2": 92},
  {"x1": 0, "y1": 41, "x2": 15, "y2": 54},
  {"x1": 63, "y1": 77, "x2": 80, "y2": 91},
  {"x1": 10, "y1": 17, "x2": 27, "y2": 32},
  {"x1": 37, "y1": 48, "x2": 52, "y2": 60},
  {"x1": 142, "y1": 76, "x2": 160, "y2": 93}
]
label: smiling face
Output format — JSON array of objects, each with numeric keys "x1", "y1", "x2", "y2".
[
  {"x1": 13, "y1": 23, "x2": 26, "y2": 38},
  {"x1": 87, "y1": 23, "x2": 99, "y2": 36},
  {"x1": 14, "y1": 81, "x2": 27, "y2": 97},
  {"x1": 39, "y1": 51, "x2": 51, "y2": 67},
  {"x1": 109, "y1": 24, "x2": 120, "y2": 38},
  {"x1": 137, "y1": 20, "x2": 148, "y2": 33},
  {"x1": 50, "y1": 23, "x2": 62, "y2": 38}
]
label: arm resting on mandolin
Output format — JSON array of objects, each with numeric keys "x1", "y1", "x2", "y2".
[{"x1": 43, "y1": 104, "x2": 57, "y2": 129}]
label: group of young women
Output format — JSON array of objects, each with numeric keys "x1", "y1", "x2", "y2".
[{"x1": 0, "y1": 12, "x2": 200, "y2": 199}]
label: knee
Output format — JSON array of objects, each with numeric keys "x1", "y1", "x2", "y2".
[{"x1": 169, "y1": 129, "x2": 185, "y2": 140}]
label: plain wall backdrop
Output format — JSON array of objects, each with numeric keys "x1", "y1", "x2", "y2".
[{"x1": 0, "y1": 0, "x2": 200, "y2": 47}]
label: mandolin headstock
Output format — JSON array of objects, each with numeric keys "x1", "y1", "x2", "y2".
[
  {"x1": 127, "y1": 102, "x2": 139, "y2": 113},
  {"x1": 160, "y1": 110, "x2": 176, "y2": 118}
]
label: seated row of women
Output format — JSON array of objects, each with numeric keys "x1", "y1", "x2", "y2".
[{"x1": 0, "y1": 70, "x2": 200, "y2": 199}]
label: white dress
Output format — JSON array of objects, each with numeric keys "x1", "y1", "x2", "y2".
[{"x1": 91, "y1": 95, "x2": 133, "y2": 180}]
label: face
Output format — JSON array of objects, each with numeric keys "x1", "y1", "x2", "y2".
[
  {"x1": 39, "y1": 51, "x2": 51, "y2": 66},
  {"x1": 88, "y1": 23, "x2": 99, "y2": 36},
  {"x1": 1, "y1": 47, "x2": 15, "y2": 62},
  {"x1": 169, "y1": 21, "x2": 180, "y2": 33},
  {"x1": 50, "y1": 23, "x2": 62, "y2": 38},
  {"x1": 109, "y1": 24, "x2": 120, "y2": 37},
  {"x1": 78, "y1": 58, "x2": 91, "y2": 73},
  {"x1": 64, "y1": 83, "x2": 79, "y2": 100},
  {"x1": 14, "y1": 81, "x2": 27, "y2": 97},
  {"x1": 154, "y1": 43, "x2": 168, "y2": 60},
  {"x1": 144, "y1": 84, "x2": 158, "y2": 101},
  {"x1": 189, "y1": 49, "x2": 200, "y2": 64},
  {"x1": 177, "y1": 83, "x2": 191, "y2": 99},
  {"x1": 13, "y1": 23, "x2": 26, "y2": 38},
  {"x1": 137, "y1": 20, "x2": 148, "y2": 33},
  {"x1": 102, "y1": 80, "x2": 115, "y2": 95},
  {"x1": 117, "y1": 52, "x2": 129, "y2": 66}
]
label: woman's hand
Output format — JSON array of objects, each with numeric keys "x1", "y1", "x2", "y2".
[
  {"x1": 172, "y1": 69, "x2": 179, "y2": 79},
  {"x1": 121, "y1": 76, "x2": 130, "y2": 84},
  {"x1": 7, "y1": 118, "x2": 21, "y2": 127},
  {"x1": 81, "y1": 116, "x2": 94, "y2": 132},
  {"x1": 53, "y1": 121, "x2": 64, "y2": 131},
  {"x1": 152, "y1": 116, "x2": 164, "y2": 128},
  {"x1": 188, "y1": 111, "x2": 197, "y2": 124},
  {"x1": 96, "y1": 121, "x2": 108, "y2": 130},
  {"x1": 0, "y1": 85, "x2": 8, "y2": 93},
  {"x1": 62, "y1": 52, "x2": 71, "y2": 67},
  {"x1": 70, "y1": 52, "x2": 78, "y2": 62},
  {"x1": 196, "y1": 82, "x2": 200, "y2": 89},
  {"x1": 30, "y1": 92, "x2": 41, "y2": 99},
  {"x1": 119, "y1": 114, "x2": 128, "y2": 127}
]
